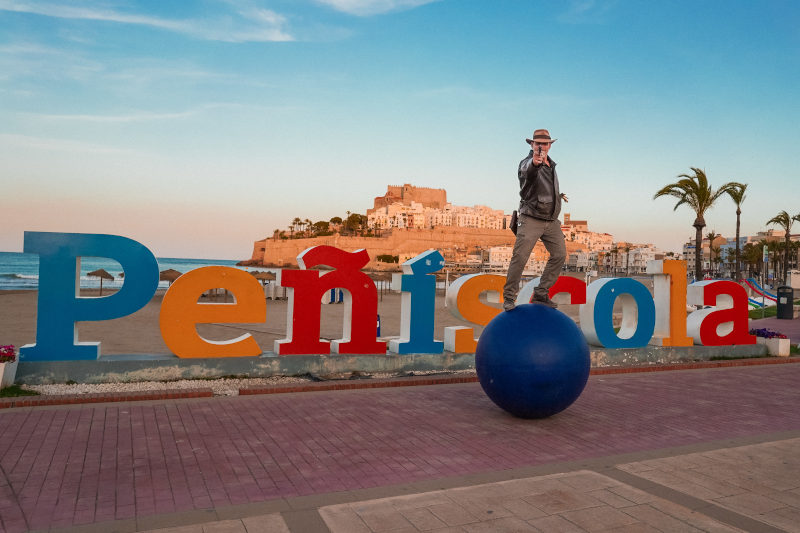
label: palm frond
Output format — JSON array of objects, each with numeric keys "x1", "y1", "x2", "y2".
[
  {"x1": 725, "y1": 182, "x2": 747, "y2": 205},
  {"x1": 767, "y1": 210, "x2": 791, "y2": 230}
]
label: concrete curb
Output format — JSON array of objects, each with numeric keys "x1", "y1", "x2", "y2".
[
  {"x1": 0, "y1": 387, "x2": 214, "y2": 409},
  {"x1": 2, "y1": 356, "x2": 797, "y2": 409}
]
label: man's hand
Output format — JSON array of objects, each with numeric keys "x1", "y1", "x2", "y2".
[{"x1": 561, "y1": 193, "x2": 569, "y2": 202}]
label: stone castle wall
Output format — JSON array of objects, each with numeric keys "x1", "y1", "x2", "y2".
[
  {"x1": 250, "y1": 227, "x2": 517, "y2": 268},
  {"x1": 372, "y1": 184, "x2": 447, "y2": 211}
]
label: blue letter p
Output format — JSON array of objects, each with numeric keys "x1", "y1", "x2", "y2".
[{"x1": 19, "y1": 232, "x2": 159, "y2": 361}]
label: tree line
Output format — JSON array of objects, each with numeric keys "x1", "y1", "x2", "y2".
[
  {"x1": 655, "y1": 168, "x2": 798, "y2": 284},
  {"x1": 272, "y1": 212, "x2": 378, "y2": 240}
]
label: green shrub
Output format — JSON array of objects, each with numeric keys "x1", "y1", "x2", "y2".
[{"x1": 0, "y1": 385, "x2": 40, "y2": 397}]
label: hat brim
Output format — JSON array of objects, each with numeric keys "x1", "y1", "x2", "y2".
[{"x1": 526, "y1": 138, "x2": 556, "y2": 144}]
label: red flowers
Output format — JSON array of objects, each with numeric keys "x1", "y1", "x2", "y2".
[{"x1": 0, "y1": 345, "x2": 15, "y2": 364}]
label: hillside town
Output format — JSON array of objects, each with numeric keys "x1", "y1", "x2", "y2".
[{"x1": 249, "y1": 184, "x2": 799, "y2": 282}]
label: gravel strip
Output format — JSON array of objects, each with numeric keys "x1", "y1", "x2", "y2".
[
  {"x1": 25, "y1": 376, "x2": 313, "y2": 397},
  {"x1": 24, "y1": 369, "x2": 477, "y2": 397}
]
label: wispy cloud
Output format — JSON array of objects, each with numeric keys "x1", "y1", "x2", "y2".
[
  {"x1": 0, "y1": 42, "x2": 237, "y2": 92},
  {"x1": 18, "y1": 103, "x2": 308, "y2": 123},
  {"x1": 0, "y1": 133, "x2": 133, "y2": 154},
  {"x1": 21, "y1": 110, "x2": 201, "y2": 123},
  {"x1": 0, "y1": 0, "x2": 294, "y2": 42},
  {"x1": 0, "y1": 42, "x2": 103, "y2": 82},
  {"x1": 313, "y1": 0, "x2": 440, "y2": 16}
]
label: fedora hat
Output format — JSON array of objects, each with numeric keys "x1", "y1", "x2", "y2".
[{"x1": 525, "y1": 129, "x2": 556, "y2": 144}]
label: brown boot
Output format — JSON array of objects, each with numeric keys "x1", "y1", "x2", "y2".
[{"x1": 532, "y1": 294, "x2": 557, "y2": 308}]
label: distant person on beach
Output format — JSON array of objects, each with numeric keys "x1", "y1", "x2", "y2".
[{"x1": 503, "y1": 129, "x2": 568, "y2": 311}]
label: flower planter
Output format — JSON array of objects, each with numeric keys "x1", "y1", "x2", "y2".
[
  {"x1": 757, "y1": 337, "x2": 790, "y2": 357},
  {"x1": 0, "y1": 358, "x2": 18, "y2": 388}
]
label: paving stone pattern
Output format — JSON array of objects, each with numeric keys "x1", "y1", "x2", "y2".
[
  {"x1": 318, "y1": 470, "x2": 745, "y2": 532},
  {"x1": 1, "y1": 365, "x2": 800, "y2": 532},
  {"x1": 619, "y1": 437, "x2": 800, "y2": 532},
  {"x1": 140, "y1": 514, "x2": 290, "y2": 533}
]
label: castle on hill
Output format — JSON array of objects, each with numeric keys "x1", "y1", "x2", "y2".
[
  {"x1": 367, "y1": 184, "x2": 508, "y2": 231},
  {"x1": 371, "y1": 184, "x2": 447, "y2": 210},
  {"x1": 248, "y1": 184, "x2": 665, "y2": 274}
]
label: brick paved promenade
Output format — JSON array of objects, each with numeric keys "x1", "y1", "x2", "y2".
[{"x1": 2, "y1": 364, "x2": 800, "y2": 532}]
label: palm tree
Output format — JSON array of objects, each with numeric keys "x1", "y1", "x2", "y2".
[
  {"x1": 292, "y1": 217, "x2": 302, "y2": 237},
  {"x1": 654, "y1": 168, "x2": 742, "y2": 281},
  {"x1": 767, "y1": 240, "x2": 781, "y2": 284},
  {"x1": 766, "y1": 210, "x2": 800, "y2": 285},
  {"x1": 724, "y1": 183, "x2": 747, "y2": 281},
  {"x1": 774, "y1": 241, "x2": 788, "y2": 283},
  {"x1": 609, "y1": 247, "x2": 618, "y2": 275},
  {"x1": 624, "y1": 245, "x2": 631, "y2": 276},
  {"x1": 706, "y1": 230, "x2": 718, "y2": 277},
  {"x1": 789, "y1": 240, "x2": 800, "y2": 281},
  {"x1": 742, "y1": 242, "x2": 760, "y2": 278},
  {"x1": 712, "y1": 246, "x2": 722, "y2": 277},
  {"x1": 724, "y1": 248, "x2": 736, "y2": 276}
]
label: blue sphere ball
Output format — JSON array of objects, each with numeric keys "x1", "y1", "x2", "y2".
[{"x1": 476, "y1": 304, "x2": 590, "y2": 419}]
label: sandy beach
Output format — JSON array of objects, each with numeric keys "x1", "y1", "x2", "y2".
[{"x1": 0, "y1": 288, "x2": 585, "y2": 356}]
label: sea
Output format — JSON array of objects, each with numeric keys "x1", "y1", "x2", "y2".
[{"x1": 0, "y1": 251, "x2": 271, "y2": 291}]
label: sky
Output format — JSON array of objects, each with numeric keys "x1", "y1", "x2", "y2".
[{"x1": 1, "y1": 0, "x2": 798, "y2": 260}]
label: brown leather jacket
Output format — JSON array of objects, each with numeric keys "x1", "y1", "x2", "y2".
[{"x1": 517, "y1": 150, "x2": 561, "y2": 221}]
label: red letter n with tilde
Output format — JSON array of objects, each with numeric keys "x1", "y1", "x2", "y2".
[{"x1": 274, "y1": 246, "x2": 387, "y2": 355}]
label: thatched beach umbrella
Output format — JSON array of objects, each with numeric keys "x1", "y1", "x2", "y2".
[
  {"x1": 159, "y1": 269, "x2": 183, "y2": 286},
  {"x1": 87, "y1": 268, "x2": 114, "y2": 296},
  {"x1": 368, "y1": 271, "x2": 394, "y2": 300},
  {"x1": 249, "y1": 271, "x2": 277, "y2": 285}
]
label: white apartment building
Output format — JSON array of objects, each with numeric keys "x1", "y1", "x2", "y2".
[
  {"x1": 595, "y1": 244, "x2": 662, "y2": 275},
  {"x1": 367, "y1": 202, "x2": 506, "y2": 231},
  {"x1": 600, "y1": 249, "x2": 626, "y2": 274},
  {"x1": 627, "y1": 245, "x2": 661, "y2": 274},
  {"x1": 567, "y1": 251, "x2": 590, "y2": 272},
  {"x1": 368, "y1": 201, "x2": 425, "y2": 229},
  {"x1": 486, "y1": 245, "x2": 545, "y2": 276},
  {"x1": 426, "y1": 206, "x2": 454, "y2": 228},
  {"x1": 366, "y1": 202, "x2": 677, "y2": 276},
  {"x1": 569, "y1": 231, "x2": 613, "y2": 251},
  {"x1": 683, "y1": 234, "x2": 732, "y2": 277}
]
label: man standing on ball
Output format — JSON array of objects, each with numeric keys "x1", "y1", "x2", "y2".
[{"x1": 503, "y1": 129, "x2": 567, "y2": 311}]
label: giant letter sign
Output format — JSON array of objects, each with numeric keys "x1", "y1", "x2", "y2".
[
  {"x1": 19, "y1": 233, "x2": 764, "y2": 360},
  {"x1": 647, "y1": 259, "x2": 692, "y2": 347},
  {"x1": 160, "y1": 267, "x2": 266, "y2": 357},
  {"x1": 443, "y1": 273, "x2": 504, "y2": 353},
  {"x1": 275, "y1": 246, "x2": 387, "y2": 355},
  {"x1": 686, "y1": 280, "x2": 756, "y2": 346},
  {"x1": 389, "y1": 249, "x2": 444, "y2": 354},
  {"x1": 580, "y1": 278, "x2": 656, "y2": 348},
  {"x1": 517, "y1": 275, "x2": 587, "y2": 306},
  {"x1": 19, "y1": 231, "x2": 158, "y2": 361}
]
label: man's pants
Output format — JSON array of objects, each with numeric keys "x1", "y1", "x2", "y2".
[{"x1": 503, "y1": 214, "x2": 566, "y2": 305}]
